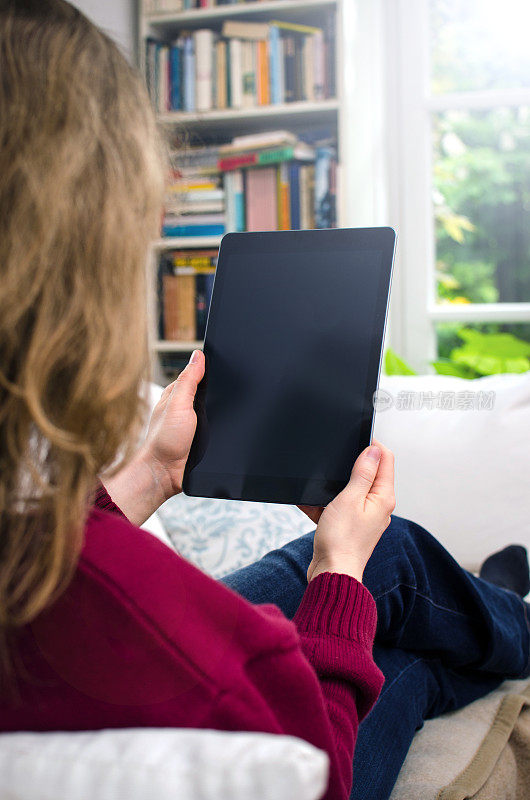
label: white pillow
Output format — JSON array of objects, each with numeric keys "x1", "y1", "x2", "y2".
[
  {"x1": 374, "y1": 373, "x2": 530, "y2": 570},
  {"x1": 0, "y1": 728, "x2": 329, "y2": 800}
]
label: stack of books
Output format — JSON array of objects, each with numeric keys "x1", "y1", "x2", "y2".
[
  {"x1": 162, "y1": 130, "x2": 337, "y2": 238},
  {"x1": 145, "y1": 18, "x2": 335, "y2": 113},
  {"x1": 163, "y1": 145, "x2": 225, "y2": 237},
  {"x1": 159, "y1": 249, "x2": 218, "y2": 341},
  {"x1": 219, "y1": 130, "x2": 337, "y2": 231}
]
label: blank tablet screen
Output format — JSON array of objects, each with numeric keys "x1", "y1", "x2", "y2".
[{"x1": 183, "y1": 228, "x2": 396, "y2": 506}]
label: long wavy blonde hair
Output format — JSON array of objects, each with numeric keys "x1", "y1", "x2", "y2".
[{"x1": 0, "y1": 0, "x2": 165, "y2": 658}]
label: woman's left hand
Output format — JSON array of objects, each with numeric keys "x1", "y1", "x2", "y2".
[
  {"x1": 101, "y1": 350, "x2": 205, "y2": 525},
  {"x1": 144, "y1": 349, "x2": 206, "y2": 497}
]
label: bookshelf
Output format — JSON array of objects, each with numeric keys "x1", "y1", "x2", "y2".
[{"x1": 139, "y1": 0, "x2": 348, "y2": 384}]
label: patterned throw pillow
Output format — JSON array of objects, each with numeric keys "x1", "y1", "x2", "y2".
[{"x1": 157, "y1": 494, "x2": 314, "y2": 579}]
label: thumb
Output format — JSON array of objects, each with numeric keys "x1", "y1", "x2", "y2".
[
  {"x1": 173, "y1": 349, "x2": 205, "y2": 404},
  {"x1": 346, "y1": 445, "x2": 382, "y2": 500}
]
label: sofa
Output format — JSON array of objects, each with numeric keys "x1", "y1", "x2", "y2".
[{"x1": 2, "y1": 372, "x2": 529, "y2": 800}]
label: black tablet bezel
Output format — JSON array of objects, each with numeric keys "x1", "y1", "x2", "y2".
[{"x1": 183, "y1": 227, "x2": 396, "y2": 507}]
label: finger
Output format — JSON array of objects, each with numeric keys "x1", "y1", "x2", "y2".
[
  {"x1": 370, "y1": 440, "x2": 395, "y2": 498},
  {"x1": 173, "y1": 349, "x2": 205, "y2": 405},
  {"x1": 345, "y1": 445, "x2": 381, "y2": 501}
]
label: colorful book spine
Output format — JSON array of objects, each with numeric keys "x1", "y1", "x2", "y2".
[
  {"x1": 157, "y1": 45, "x2": 169, "y2": 113},
  {"x1": 277, "y1": 163, "x2": 290, "y2": 230},
  {"x1": 162, "y1": 273, "x2": 197, "y2": 341},
  {"x1": 225, "y1": 170, "x2": 246, "y2": 232},
  {"x1": 172, "y1": 249, "x2": 218, "y2": 270},
  {"x1": 194, "y1": 29, "x2": 214, "y2": 112},
  {"x1": 162, "y1": 223, "x2": 225, "y2": 237},
  {"x1": 289, "y1": 162, "x2": 301, "y2": 229},
  {"x1": 257, "y1": 40, "x2": 270, "y2": 105},
  {"x1": 162, "y1": 275, "x2": 179, "y2": 340},
  {"x1": 299, "y1": 164, "x2": 315, "y2": 229},
  {"x1": 313, "y1": 30, "x2": 325, "y2": 101},
  {"x1": 224, "y1": 170, "x2": 235, "y2": 232},
  {"x1": 324, "y1": 14, "x2": 336, "y2": 99},
  {"x1": 215, "y1": 40, "x2": 227, "y2": 108},
  {"x1": 218, "y1": 144, "x2": 313, "y2": 171},
  {"x1": 302, "y1": 36, "x2": 315, "y2": 102},
  {"x1": 315, "y1": 146, "x2": 334, "y2": 229},
  {"x1": 283, "y1": 36, "x2": 295, "y2": 103},
  {"x1": 183, "y1": 36, "x2": 195, "y2": 112},
  {"x1": 268, "y1": 25, "x2": 281, "y2": 105},
  {"x1": 245, "y1": 167, "x2": 278, "y2": 231},
  {"x1": 228, "y1": 38, "x2": 242, "y2": 108},
  {"x1": 233, "y1": 169, "x2": 245, "y2": 232},
  {"x1": 170, "y1": 40, "x2": 182, "y2": 110},
  {"x1": 177, "y1": 274, "x2": 196, "y2": 340},
  {"x1": 219, "y1": 152, "x2": 257, "y2": 171},
  {"x1": 241, "y1": 40, "x2": 256, "y2": 108}
]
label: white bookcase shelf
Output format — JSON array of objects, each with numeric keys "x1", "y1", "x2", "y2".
[
  {"x1": 158, "y1": 98, "x2": 339, "y2": 135},
  {"x1": 145, "y1": 0, "x2": 337, "y2": 27},
  {"x1": 152, "y1": 235, "x2": 223, "y2": 250},
  {"x1": 154, "y1": 339, "x2": 205, "y2": 352}
]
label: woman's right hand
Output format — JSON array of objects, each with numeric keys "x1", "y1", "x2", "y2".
[{"x1": 306, "y1": 440, "x2": 395, "y2": 584}]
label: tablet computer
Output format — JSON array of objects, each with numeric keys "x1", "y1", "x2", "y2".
[{"x1": 183, "y1": 227, "x2": 396, "y2": 507}]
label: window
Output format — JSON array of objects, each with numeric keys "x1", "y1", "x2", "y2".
[{"x1": 386, "y1": 0, "x2": 530, "y2": 372}]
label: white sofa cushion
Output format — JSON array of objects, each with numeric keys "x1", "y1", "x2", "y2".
[
  {"x1": 373, "y1": 372, "x2": 530, "y2": 570},
  {"x1": 0, "y1": 728, "x2": 328, "y2": 800}
]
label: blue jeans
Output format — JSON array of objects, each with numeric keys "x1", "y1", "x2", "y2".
[{"x1": 221, "y1": 516, "x2": 530, "y2": 800}]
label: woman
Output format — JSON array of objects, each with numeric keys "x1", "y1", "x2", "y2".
[{"x1": 0, "y1": 3, "x2": 528, "y2": 800}]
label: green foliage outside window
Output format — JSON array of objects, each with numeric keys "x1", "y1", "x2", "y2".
[
  {"x1": 429, "y1": 0, "x2": 530, "y2": 367},
  {"x1": 385, "y1": 327, "x2": 530, "y2": 379},
  {"x1": 434, "y1": 106, "x2": 530, "y2": 309}
]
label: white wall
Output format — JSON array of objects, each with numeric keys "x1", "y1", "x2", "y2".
[{"x1": 70, "y1": 0, "x2": 136, "y2": 61}]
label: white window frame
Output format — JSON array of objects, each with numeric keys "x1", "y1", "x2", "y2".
[{"x1": 384, "y1": 0, "x2": 530, "y2": 372}]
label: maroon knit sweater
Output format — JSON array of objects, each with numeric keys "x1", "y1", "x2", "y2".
[{"x1": 0, "y1": 486, "x2": 384, "y2": 800}]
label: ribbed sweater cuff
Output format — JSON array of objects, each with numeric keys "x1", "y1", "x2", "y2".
[
  {"x1": 93, "y1": 483, "x2": 127, "y2": 520},
  {"x1": 292, "y1": 572, "x2": 378, "y2": 649}
]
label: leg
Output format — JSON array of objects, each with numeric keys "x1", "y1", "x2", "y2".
[
  {"x1": 349, "y1": 645, "x2": 503, "y2": 800},
  {"x1": 363, "y1": 515, "x2": 530, "y2": 677},
  {"x1": 224, "y1": 544, "x2": 506, "y2": 800},
  {"x1": 222, "y1": 515, "x2": 530, "y2": 677},
  {"x1": 222, "y1": 520, "x2": 522, "y2": 800}
]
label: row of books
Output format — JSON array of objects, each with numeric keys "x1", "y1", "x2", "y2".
[
  {"x1": 164, "y1": 144, "x2": 225, "y2": 236},
  {"x1": 159, "y1": 250, "x2": 218, "y2": 340},
  {"x1": 162, "y1": 131, "x2": 337, "y2": 236},
  {"x1": 145, "y1": 18, "x2": 335, "y2": 113},
  {"x1": 145, "y1": 0, "x2": 292, "y2": 14}
]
